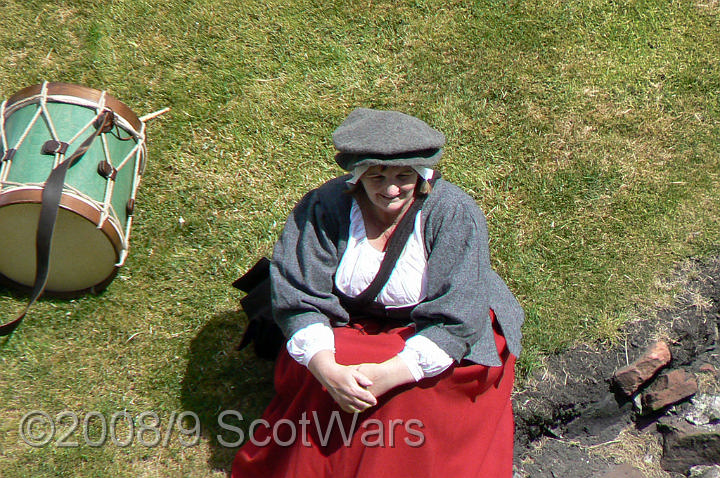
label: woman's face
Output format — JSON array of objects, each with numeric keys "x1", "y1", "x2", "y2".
[{"x1": 359, "y1": 166, "x2": 418, "y2": 216}]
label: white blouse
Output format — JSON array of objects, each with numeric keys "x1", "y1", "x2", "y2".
[
  {"x1": 287, "y1": 198, "x2": 453, "y2": 380},
  {"x1": 334, "y1": 200, "x2": 428, "y2": 306}
]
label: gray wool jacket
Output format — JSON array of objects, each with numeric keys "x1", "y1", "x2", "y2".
[{"x1": 270, "y1": 175, "x2": 524, "y2": 367}]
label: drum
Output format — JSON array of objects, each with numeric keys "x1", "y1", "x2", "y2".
[{"x1": 0, "y1": 82, "x2": 146, "y2": 295}]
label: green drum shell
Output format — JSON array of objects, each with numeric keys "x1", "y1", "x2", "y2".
[
  {"x1": 2, "y1": 101, "x2": 140, "y2": 230},
  {"x1": 0, "y1": 83, "x2": 145, "y2": 295}
]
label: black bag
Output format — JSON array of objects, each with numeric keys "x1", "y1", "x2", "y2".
[{"x1": 232, "y1": 257, "x2": 285, "y2": 360}]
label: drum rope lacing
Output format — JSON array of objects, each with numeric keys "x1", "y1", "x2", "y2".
[
  {"x1": 0, "y1": 81, "x2": 146, "y2": 257},
  {"x1": 1, "y1": 82, "x2": 146, "y2": 179}
]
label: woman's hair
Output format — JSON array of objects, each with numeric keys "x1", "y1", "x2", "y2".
[{"x1": 416, "y1": 176, "x2": 433, "y2": 195}]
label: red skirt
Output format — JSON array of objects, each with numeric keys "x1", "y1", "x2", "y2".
[{"x1": 231, "y1": 311, "x2": 516, "y2": 478}]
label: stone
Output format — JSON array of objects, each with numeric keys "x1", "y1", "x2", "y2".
[
  {"x1": 690, "y1": 465, "x2": 720, "y2": 478},
  {"x1": 612, "y1": 341, "x2": 672, "y2": 396},
  {"x1": 699, "y1": 363, "x2": 717, "y2": 374},
  {"x1": 593, "y1": 463, "x2": 646, "y2": 478},
  {"x1": 658, "y1": 416, "x2": 720, "y2": 474},
  {"x1": 641, "y1": 369, "x2": 698, "y2": 412},
  {"x1": 685, "y1": 394, "x2": 720, "y2": 426}
]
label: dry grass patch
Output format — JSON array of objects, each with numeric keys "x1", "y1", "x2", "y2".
[{"x1": 591, "y1": 427, "x2": 670, "y2": 478}]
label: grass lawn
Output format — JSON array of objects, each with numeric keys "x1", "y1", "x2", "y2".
[{"x1": 0, "y1": 0, "x2": 718, "y2": 476}]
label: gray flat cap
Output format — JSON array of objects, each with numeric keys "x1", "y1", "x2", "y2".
[{"x1": 332, "y1": 108, "x2": 446, "y2": 171}]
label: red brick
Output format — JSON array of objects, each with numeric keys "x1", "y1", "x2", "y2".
[
  {"x1": 612, "y1": 341, "x2": 672, "y2": 396},
  {"x1": 642, "y1": 369, "x2": 698, "y2": 412}
]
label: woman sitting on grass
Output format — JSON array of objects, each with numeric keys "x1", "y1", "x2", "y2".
[{"x1": 232, "y1": 108, "x2": 524, "y2": 477}]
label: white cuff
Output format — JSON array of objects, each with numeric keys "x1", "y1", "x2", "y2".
[
  {"x1": 398, "y1": 335, "x2": 454, "y2": 380},
  {"x1": 286, "y1": 323, "x2": 335, "y2": 367},
  {"x1": 397, "y1": 348, "x2": 425, "y2": 381}
]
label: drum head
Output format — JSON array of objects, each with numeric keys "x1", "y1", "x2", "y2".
[{"x1": 0, "y1": 202, "x2": 120, "y2": 294}]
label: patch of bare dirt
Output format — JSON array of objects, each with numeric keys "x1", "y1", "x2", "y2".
[{"x1": 513, "y1": 255, "x2": 720, "y2": 478}]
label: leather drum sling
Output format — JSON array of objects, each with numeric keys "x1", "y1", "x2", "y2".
[{"x1": 0, "y1": 111, "x2": 114, "y2": 336}]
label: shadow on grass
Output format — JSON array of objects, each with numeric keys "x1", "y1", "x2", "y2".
[
  {"x1": 180, "y1": 309, "x2": 276, "y2": 474},
  {"x1": 0, "y1": 282, "x2": 81, "y2": 344},
  {"x1": 0, "y1": 284, "x2": 26, "y2": 342}
]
